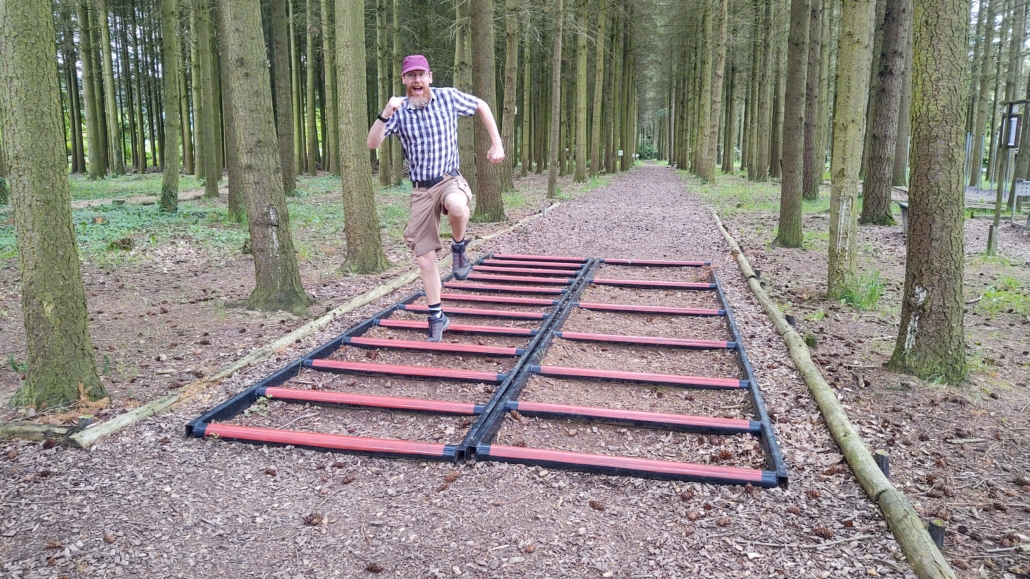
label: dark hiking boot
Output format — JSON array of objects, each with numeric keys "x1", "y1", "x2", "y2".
[
  {"x1": 427, "y1": 313, "x2": 450, "y2": 342},
  {"x1": 451, "y1": 238, "x2": 471, "y2": 280}
]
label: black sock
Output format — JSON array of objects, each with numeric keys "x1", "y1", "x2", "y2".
[
  {"x1": 452, "y1": 237, "x2": 466, "y2": 249},
  {"x1": 428, "y1": 302, "x2": 443, "y2": 319}
]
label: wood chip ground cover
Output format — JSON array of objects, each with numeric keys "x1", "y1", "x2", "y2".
[{"x1": 0, "y1": 167, "x2": 944, "y2": 577}]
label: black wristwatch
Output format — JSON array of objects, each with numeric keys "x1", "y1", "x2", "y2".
[{"x1": 377, "y1": 113, "x2": 390, "y2": 123}]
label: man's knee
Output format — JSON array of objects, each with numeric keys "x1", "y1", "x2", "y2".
[
  {"x1": 443, "y1": 192, "x2": 470, "y2": 218},
  {"x1": 415, "y1": 251, "x2": 436, "y2": 268}
]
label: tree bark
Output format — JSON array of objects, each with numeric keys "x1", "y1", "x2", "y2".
[
  {"x1": 769, "y1": 42, "x2": 785, "y2": 179},
  {"x1": 892, "y1": 11, "x2": 912, "y2": 186},
  {"x1": 159, "y1": 0, "x2": 181, "y2": 212},
  {"x1": 471, "y1": 0, "x2": 506, "y2": 219},
  {"x1": 969, "y1": 0, "x2": 997, "y2": 187},
  {"x1": 572, "y1": 0, "x2": 588, "y2": 182},
  {"x1": 589, "y1": 0, "x2": 607, "y2": 178},
  {"x1": 860, "y1": 0, "x2": 909, "y2": 225},
  {"x1": 888, "y1": 0, "x2": 968, "y2": 383},
  {"x1": 305, "y1": 0, "x2": 319, "y2": 175},
  {"x1": 270, "y1": 0, "x2": 297, "y2": 192},
  {"x1": 375, "y1": 0, "x2": 392, "y2": 186},
  {"x1": 197, "y1": 0, "x2": 220, "y2": 197},
  {"x1": 694, "y1": 6, "x2": 715, "y2": 180},
  {"x1": 827, "y1": 0, "x2": 875, "y2": 298},
  {"x1": 802, "y1": 0, "x2": 824, "y2": 198},
  {"x1": 391, "y1": 0, "x2": 404, "y2": 184},
  {"x1": 454, "y1": 0, "x2": 477, "y2": 195},
  {"x1": 499, "y1": 0, "x2": 519, "y2": 190},
  {"x1": 189, "y1": 4, "x2": 203, "y2": 176},
  {"x1": 0, "y1": 0, "x2": 105, "y2": 407},
  {"x1": 777, "y1": 0, "x2": 811, "y2": 247},
  {"x1": 547, "y1": 0, "x2": 565, "y2": 197},
  {"x1": 336, "y1": 0, "x2": 389, "y2": 273},
  {"x1": 522, "y1": 11, "x2": 533, "y2": 177},
  {"x1": 755, "y1": 0, "x2": 773, "y2": 182},
  {"x1": 180, "y1": 54, "x2": 194, "y2": 175},
  {"x1": 78, "y1": 0, "x2": 105, "y2": 180},
  {"x1": 290, "y1": 0, "x2": 304, "y2": 175},
  {"x1": 216, "y1": 1, "x2": 245, "y2": 222},
  {"x1": 97, "y1": 0, "x2": 125, "y2": 174},
  {"x1": 810, "y1": 0, "x2": 832, "y2": 198},
  {"x1": 220, "y1": 0, "x2": 312, "y2": 314},
  {"x1": 321, "y1": 0, "x2": 339, "y2": 176}
]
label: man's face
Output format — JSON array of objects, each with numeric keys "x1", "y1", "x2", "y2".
[{"x1": 403, "y1": 69, "x2": 432, "y2": 108}]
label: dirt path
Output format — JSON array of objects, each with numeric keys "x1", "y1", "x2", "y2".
[{"x1": 1, "y1": 166, "x2": 915, "y2": 578}]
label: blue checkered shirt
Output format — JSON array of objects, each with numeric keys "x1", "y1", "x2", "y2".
[{"x1": 382, "y1": 87, "x2": 480, "y2": 182}]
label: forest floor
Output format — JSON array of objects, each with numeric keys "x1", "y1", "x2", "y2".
[{"x1": 0, "y1": 163, "x2": 1027, "y2": 578}]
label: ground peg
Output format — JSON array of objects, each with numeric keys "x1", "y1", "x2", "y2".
[
  {"x1": 874, "y1": 450, "x2": 890, "y2": 478},
  {"x1": 928, "y1": 518, "x2": 946, "y2": 551}
]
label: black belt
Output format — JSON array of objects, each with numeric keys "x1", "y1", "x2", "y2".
[{"x1": 412, "y1": 169, "x2": 460, "y2": 189}]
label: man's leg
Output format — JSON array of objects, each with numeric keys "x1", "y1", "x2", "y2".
[
  {"x1": 416, "y1": 250, "x2": 449, "y2": 341},
  {"x1": 444, "y1": 190, "x2": 472, "y2": 279}
]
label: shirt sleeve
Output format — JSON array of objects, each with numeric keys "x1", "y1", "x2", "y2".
[
  {"x1": 450, "y1": 89, "x2": 480, "y2": 117},
  {"x1": 383, "y1": 108, "x2": 402, "y2": 137}
]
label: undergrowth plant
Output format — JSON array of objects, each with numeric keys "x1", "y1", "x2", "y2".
[
  {"x1": 976, "y1": 276, "x2": 1029, "y2": 318},
  {"x1": 837, "y1": 271, "x2": 885, "y2": 310}
]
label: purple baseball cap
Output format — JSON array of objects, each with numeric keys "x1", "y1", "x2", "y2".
[{"x1": 402, "y1": 54, "x2": 430, "y2": 75}]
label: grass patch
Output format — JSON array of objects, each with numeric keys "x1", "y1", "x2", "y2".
[
  {"x1": 976, "y1": 276, "x2": 1030, "y2": 318},
  {"x1": 69, "y1": 174, "x2": 203, "y2": 202},
  {"x1": 836, "y1": 271, "x2": 885, "y2": 310}
]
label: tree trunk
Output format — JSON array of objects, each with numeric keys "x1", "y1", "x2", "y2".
[
  {"x1": 0, "y1": 0, "x2": 105, "y2": 408},
  {"x1": 291, "y1": 0, "x2": 305, "y2": 174},
  {"x1": 860, "y1": 0, "x2": 910, "y2": 225},
  {"x1": 810, "y1": 0, "x2": 832, "y2": 198},
  {"x1": 892, "y1": 13, "x2": 912, "y2": 186},
  {"x1": 66, "y1": 45, "x2": 86, "y2": 174},
  {"x1": 802, "y1": 0, "x2": 824, "y2": 198},
  {"x1": 221, "y1": 0, "x2": 312, "y2": 314},
  {"x1": 197, "y1": 0, "x2": 220, "y2": 197},
  {"x1": 769, "y1": 42, "x2": 785, "y2": 179},
  {"x1": 189, "y1": 4, "x2": 203, "y2": 177},
  {"x1": 547, "y1": 0, "x2": 565, "y2": 197},
  {"x1": 97, "y1": 0, "x2": 125, "y2": 175},
  {"x1": 454, "y1": 0, "x2": 477, "y2": 195},
  {"x1": 747, "y1": 0, "x2": 762, "y2": 179},
  {"x1": 827, "y1": 0, "x2": 875, "y2": 298},
  {"x1": 336, "y1": 0, "x2": 389, "y2": 273},
  {"x1": 321, "y1": 0, "x2": 340, "y2": 176},
  {"x1": 860, "y1": 0, "x2": 887, "y2": 179},
  {"x1": 589, "y1": 0, "x2": 607, "y2": 177},
  {"x1": 78, "y1": 0, "x2": 105, "y2": 180},
  {"x1": 159, "y1": 0, "x2": 181, "y2": 212},
  {"x1": 969, "y1": 0, "x2": 997, "y2": 187},
  {"x1": 572, "y1": 0, "x2": 588, "y2": 182},
  {"x1": 1005, "y1": 0, "x2": 1027, "y2": 209},
  {"x1": 888, "y1": 0, "x2": 968, "y2": 383},
  {"x1": 471, "y1": 0, "x2": 506, "y2": 219},
  {"x1": 216, "y1": 1, "x2": 245, "y2": 222},
  {"x1": 694, "y1": 6, "x2": 715, "y2": 180},
  {"x1": 502, "y1": 0, "x2": 521, "y2": 189},
  {"x1": 375, "y1": 0, "x2": 392, "y2": 186},
  {"x1": 777, "y1": 0, "x2": 811, "y2": 247},
  {"x1": 522, "y1": 11, "x2": 534, "y2": 177},
  {"x1": 268, "y1": 0, "x2": 296, "y2": 192},
  {"x1": 722, "y1": 64, "x2": 736, "y2": 173},
  {"x1": 391, "y1": 0, "x2": 404, "y2": 184},
  {"x1": 704, "y1": 0, "x2": 728, "y2": 179},
  {"x1": 305, "y1": 0, "x2": 319, "y2": 175},
  {"x1": 89, "y1": 3, "x2": 108, "y2": 174},
  {"x1": 180, "y1": 55, "x2": 194, "y2": 175}
]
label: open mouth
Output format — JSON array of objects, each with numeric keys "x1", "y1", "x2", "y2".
[{"x1": 411, "y1": 86, "x2": 425, "y2": 95}]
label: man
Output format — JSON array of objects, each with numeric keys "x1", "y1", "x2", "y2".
[{"x1": 367, "y1": 54, "x2": 504, "y2": 342}]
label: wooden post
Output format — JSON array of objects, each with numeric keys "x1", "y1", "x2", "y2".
[
  {"x1": 874, "y1": 449, "x2": 890, "y2": 478},
  {"x1": 928, "y1": 518, "x2": 945, "y2": 551}
]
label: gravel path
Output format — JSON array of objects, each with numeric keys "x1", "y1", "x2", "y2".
[{"x1": 1, "y1": 164, "x2": 915, "y2": 578}]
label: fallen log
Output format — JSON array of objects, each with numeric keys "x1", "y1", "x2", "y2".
[{"x1": 711, "y1": 210, "x2": 955, "y2": 579}]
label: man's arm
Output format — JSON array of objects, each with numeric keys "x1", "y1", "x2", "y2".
[
  {"x1": 476, "y1": 99, "x2": 505, "y2": 163},
  {"x1": 367, "y1": 96, "x2": 405, "y2": 149}
]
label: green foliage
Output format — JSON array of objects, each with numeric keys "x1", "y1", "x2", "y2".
[
  {"x1": 244, "y1": 396, "x2": 273, "y2": 417},
  {"x1": 804, "y1": 308, "x2": 827, "y2": 321},
  {"x1": 637, "y1": 140, "x2": 658, "y2": 160},
  {"x1": 8, "y1": 353, "x2": 26, "y2": 373},
  {"x1": 0, "y1": 176, "x2": 8, "y2": 205},
  {"x1": 836, "y1": 271, "x2": 885, "y2": 310},
  {"x1": 976, "y1": 276, "x2": 1030, "y2": 318}
]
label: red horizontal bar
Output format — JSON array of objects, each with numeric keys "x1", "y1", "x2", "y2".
[
  {"x1": 481, "y1": 444, "x2": 768, "y2": 483},
  {"x1": 343, "y1": 336, "x2": 522, "y2": 356},
  {"x1": 511, "y1": 401, "x2": 756, "y2": 432},
  {"x1": 591, "y1": 278, "x2": 716, "y2": 289},
  {"x1": 263, "y1": 387, "x2": 480, "y2": 414},
  {"x1": 204, "y1": 424, "x2": 451, "y2": 457},
  {"x1": 376, "y1": 319, "x2": 536, "y2": 336},
  {"x1": 492, "y1": 253, "x2": 587, "y2": 262},
  {"x1": 534, "y1": 365, "x2": 745, "y2": 389},
  {"x1": 308, "y1": 359, "x2": 505, "y2": 382},
  {"x1": 482, "y1": 259, "x2": 583, "y2": 269},
  {"x1": 555, "y1": 332, "x2": 733, "y2": 349},
  {"x1": 472, "y1": 265, "x2": 580, "y2": 276},
  {"x1": 440, "y1": 293, "x2": 557, "y2": 306},
  {"x1": 400, "y1": 304, "x2": 546, "y2": 319},
  {"x1": 576, "y1": 302, "x2": 723, "y2": 316},
  {"x1": 444, "y1": 283, "x2": 565, "y2": 294},
  {"x1": 602, "y1": 259, "x2": 709, "y2": 267},
  {"x1": 467, "y1": 273, "x2": 572, "y2": 285}
]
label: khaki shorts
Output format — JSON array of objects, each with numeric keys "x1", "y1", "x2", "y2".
[{"x1": 403, "y1": 175, "x2": 473, "y2": 257}]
